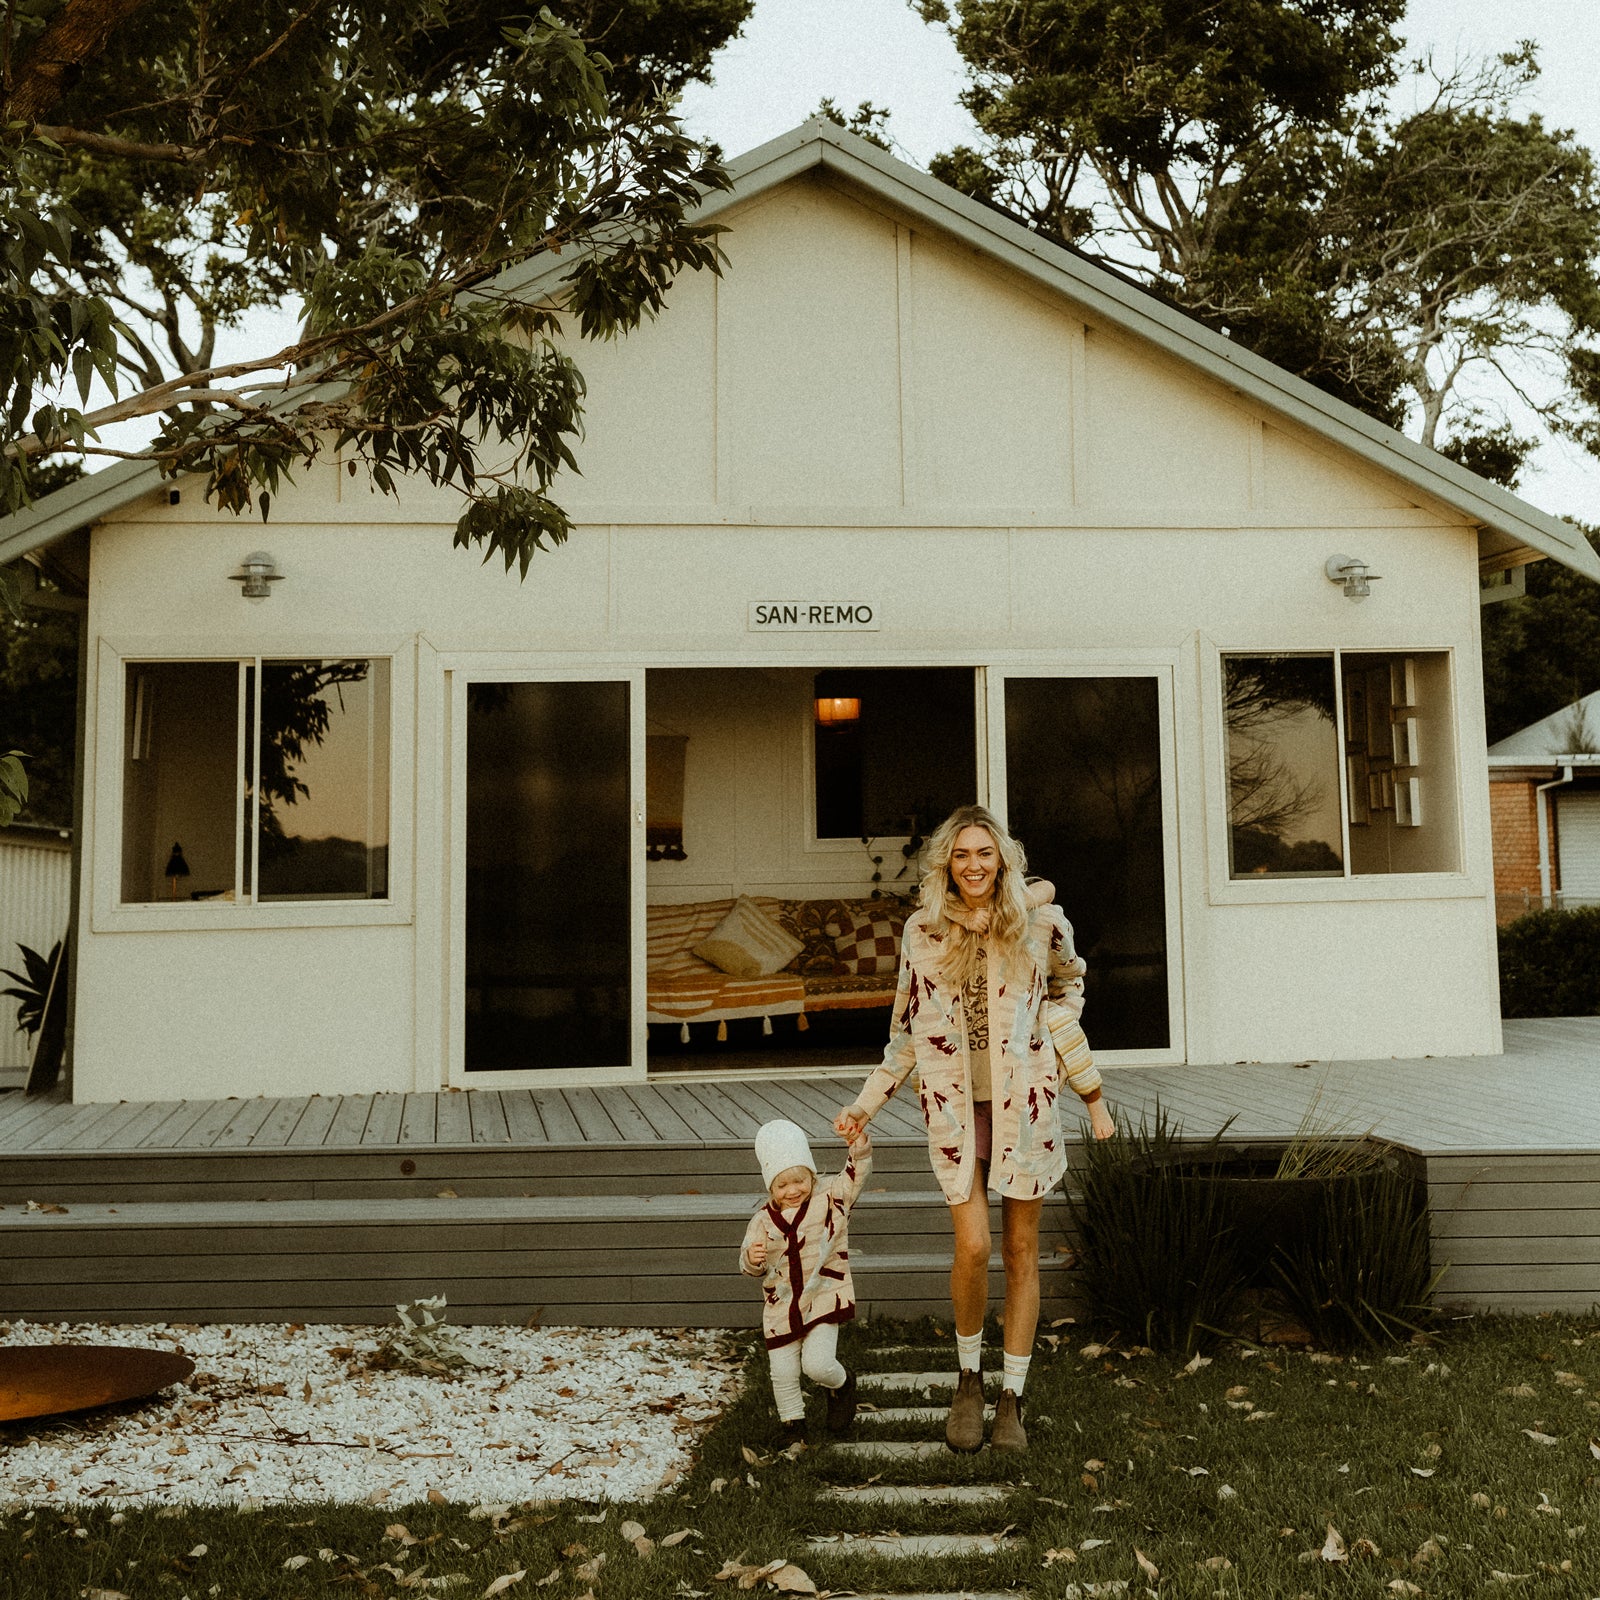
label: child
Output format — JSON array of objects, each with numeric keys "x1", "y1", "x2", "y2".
[{"x1": 740, "y1": 1117, "x2": 871, "y2": 1447}]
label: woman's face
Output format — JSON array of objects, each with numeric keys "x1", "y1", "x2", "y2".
[{"x1": 950, "y1": 824, "x2": 1000, "y2": 907}]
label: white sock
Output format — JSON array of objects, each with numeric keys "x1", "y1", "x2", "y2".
[
  {"x1": 956, "y1": 1330, "x2": 983, "y2": 1372},
  {"x1": 1002, "y1": 1352, "x2": 1030, "y2": 1396}
]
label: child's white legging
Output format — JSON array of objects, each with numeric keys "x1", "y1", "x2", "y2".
[{"x1": 768, "y1": 1323, "x2": 846, "y2": 1421}]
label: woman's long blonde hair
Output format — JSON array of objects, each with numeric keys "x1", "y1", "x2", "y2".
[{"x1": 919, "y1": 804, "x2": 1033, "y2": 990}]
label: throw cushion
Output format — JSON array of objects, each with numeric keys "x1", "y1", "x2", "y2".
[
  {"x1": 693, "y1": 895, "x2": 804, "y2": 978},
  {"x1": 830, "y1": 905, "x2": 907, "y2": 976}
]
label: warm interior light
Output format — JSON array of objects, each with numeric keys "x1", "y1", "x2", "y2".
[{"x1": 814, "y1": 696, "x2": 861, "y2": 726}]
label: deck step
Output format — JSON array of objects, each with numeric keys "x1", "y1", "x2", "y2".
[
  {"x1": 0, "y1": 1193, "x2": 1082, "y2": 1327},
  {"x1": 807, "y1": 1533, "x2": 1020, "y2": 1557},
  {"x1": 817, "y1": 1484, "x2": 1013, "y2": 1505}
]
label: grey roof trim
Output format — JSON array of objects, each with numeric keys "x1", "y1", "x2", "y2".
[{"x1": 5, "y1": 118, "x2": 1597, "y2": 581}]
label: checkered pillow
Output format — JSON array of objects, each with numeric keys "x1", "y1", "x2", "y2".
[{"x1": 830, "y1": 907, "x2": 906, "y2": 976}]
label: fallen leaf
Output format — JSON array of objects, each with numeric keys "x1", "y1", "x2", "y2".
[
  {"x1": 1489, "y1": 1572, "x2": 1531, "y2": 1584},
  {"x1": 188, "y1": 1545, "x2": 208, "y2": 1558},
  {"x1": 1217, "y1": 1485, "x2": 1238, "y2": 1501},
  {"x1": 1224, "y1": 1385, "x2": 1249, "y2": 1400},
  {"x1": 1353, "y1": 1538, "x2": 1382, "y2": 1558},
  {"x1": 1412, "y1": 1538, "x2": 1445, "y2": 1567},
  {"x1": 1134, "y1": 1548, "x2": 1159, "y2": 1581},
  {"x1": 574, "y1": 1510, "x2": 607, "y2": 1525},
  {"x1": 429, "y1": 1489, "x2": 448, "y2": 1505},
  {"x1": 1522, "y1": 1429, "x2": 1560, "y2": 1445},
  {"x1": 661, "y1": 1530, "x2": 698, "y2": 1548},
  {"x1": 620, "y1": 1522, "x2": 646, "y2": 1543},
  {"x1": 1199, "y1": 1556, "x2": 1232, "y2": 1571},
  {"x1": 765, "y1": 1564, "x2": 816, "y2": 1594},
  {"x1": 1555, "y1": 1371, "x2": 1585, "y2": 1388},
  {"x1": 1043, "y1": 1547, "x2": 1077, "y2": 1564},
  {"x1": 388, "y1": 1524, "x2": 420, "y2": 1546},
  {"x1": 1471, "y1": 1493, "x2": 1493, "y2": 1507},
  {"x1": 573, "y1": 1555, "x2": 606, "y2": 1584},
  {"x1": 283, "y1": 1556, "x2": 311, "y2": 1571},
  {"x1": 1180, "y1": 1352, "x2": 1212, "y2": 1376},
  {"x1": 483, "y1": 1573, "x2": 525, "y2": 1599},
  {"x1": 1322, "y1": 1523, "x2": 1347, "y2": 1563},
  {"x1": 1501, "y1": 1384, "x2": 1536, "y2": 1398},
  {"x1": 1079, "y1": 1342, "x2": 1109, "y2": 1358},
  {"x1": 1410, "y1": 1467, "x2": 1436, "y2": 1477},
  {"x1": 1083, "y1": 1458, "x2": 1106, "y2": 1471},
  {"x1": 1590, "y1": 1438, "x2": 1600, "y2": 1461},
  {"x1": 1080, "y1": 1538, "x2": 1109, "y2": 1550},
  {"x1": 1388, "y1": 1582, "x2": 1423, "y2": 1595},
  {"x1": 534, "y1": 1572, "x2": 560, "y2": 1589},
  {"x1": 1183, "y1": 1466, "x2": 1209, "y2": 1476}
]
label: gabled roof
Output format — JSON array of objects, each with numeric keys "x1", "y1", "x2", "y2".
[
  {"x1": 1489, "y1": 689, "x2": 1600, "y2": 762},
  {"x1": 4, "y1": 119, "x2": 1598, "y2": 581}
]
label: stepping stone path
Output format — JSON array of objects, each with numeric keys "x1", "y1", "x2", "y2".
[{"x1": 801, "y1": 1347, "x2": 1030, "y2": 1600}]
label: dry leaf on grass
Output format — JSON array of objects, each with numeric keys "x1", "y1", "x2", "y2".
[
  {"x1": 661, "y1": 1529, "x2": 699, "y2": 1547},
  {"x1": 574, "y1": 1555, "x2": 606, "y2": 1584},
  {"x1": 1501, "y1": 1384, "x2": 1536, "y2": 1397},
  {"x1": 1522, "y1": 1429, "x2": 1560, "y2": 1445},
  {"x1": 1353, "y1": 1538, "x2": 1382, "y2": 1558},
  {"x1": 483, "y1": 1573, "x2": 525, "y2": 1598},
  {"x1": 283, "y1": 1556, "x2": 311, "y2": 1571},
  {"x1": 1044, "y1": 1547, "x2": 1078, "y2": 1564},
  {"x1": 1388, "y1": 1582, "x2": 1423, "y2": 1595},
  {"x1": 1410, "y1": 1467, "x2": 1436, "y2": 1477},
  {"x1": 1489, "y1": 1572, "x2": 1531, "y2": 1584},
  {"x1": 1321, "y1": 1524, "x2": 1347, "y2": 1563},
  {"x1": 1134, "y1": 1548, "x2": 1159, "y2": 1581},
  {"x1": 1198, "y1": 1556, "x2": 1232, "y2": 1571},
  {"x1": 534, "y1": 1572, "x2": 560, "y2": 1589},
  {"x1": 1179, "y1": 1353, "x2": 1212, "y2": 1376},
  {"x1": 1412, "y1": 1538, "x2": 1445, "y2": 1567},
  {"x1": 1589, "y1": 1437, "x2": 1600, "y2": 1461}
]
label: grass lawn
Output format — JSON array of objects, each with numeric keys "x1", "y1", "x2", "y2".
[{"x1": 4, "y1": 1312, "x2": 1600, "y2": 1598}]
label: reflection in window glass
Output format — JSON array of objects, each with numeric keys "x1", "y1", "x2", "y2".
[
  {"x1": 121, "y1": 657, "x2": 390, "y2": 906},
  {"x1": 257, "y1": 660, "x2": 391, "y2": 901},
  {"x1": 1224, "y1": 655, "x2": 1344, "y2": 878},
  {"x1": 122, "y1": 662, "x2": 240, "y2": 903}
]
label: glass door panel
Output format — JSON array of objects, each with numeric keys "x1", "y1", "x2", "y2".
[
  {"x1": 1000, "y1": 675, "x2": 1175, "y2": 1054},
  {"x1": 464, "y1": 679, "x2": 634, "y2": 1073}
]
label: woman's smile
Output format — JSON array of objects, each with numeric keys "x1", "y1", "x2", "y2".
[{"x1": 950, "y1": 825, "x2": 999, "y2": 907}]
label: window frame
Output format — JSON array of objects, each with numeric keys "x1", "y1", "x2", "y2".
[
  {"x1": 94, "y1": 637, "x2": 413, "y2": 932},
  {"x1": 1203, "y1": 640, "x2": 1483, "y2": 906}
]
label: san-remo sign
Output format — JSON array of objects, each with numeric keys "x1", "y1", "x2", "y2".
[{"x1": 748, "y1": 601, "x2": 881, "y2": 631}]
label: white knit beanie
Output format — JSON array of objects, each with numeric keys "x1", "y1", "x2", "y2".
[{"x1": 755, "y1": 1119, "x2": 817, "y2": 1191}]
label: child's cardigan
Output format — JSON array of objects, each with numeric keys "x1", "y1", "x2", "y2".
[{"x1": 739, "y1": 1135, "x2": 871, "y2": 1349}]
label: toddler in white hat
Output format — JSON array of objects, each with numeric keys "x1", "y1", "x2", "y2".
[{"x1": 741, "y1": 1116, "x2": 872, "y2": 1448}]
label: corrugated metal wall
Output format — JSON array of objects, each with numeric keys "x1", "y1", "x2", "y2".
[{"x1": 0, "y1": 836, "x2": 72, "y2": 1070}]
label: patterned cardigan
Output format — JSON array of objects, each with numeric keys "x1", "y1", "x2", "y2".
[
  {"x1": 853, "y1": 903, "x2": 1097, "y2": 1204},
  {"x1": 739, "y1": 1134, "x2": 872, "y2": 1349}
]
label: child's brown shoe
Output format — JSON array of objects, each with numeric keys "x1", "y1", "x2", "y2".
[
  {"x1": 775, "y1": 1417, "x2": 807, "y2": 1451},
  {"x1": 825, "y1": 1369, "x2": 857, "y2": 1435},
  {"x1": 945, "y1": 1367, "x2": 985, "y2": 1453}
]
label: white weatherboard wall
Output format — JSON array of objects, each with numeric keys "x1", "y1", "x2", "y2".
[{"x1": 70, "y1": 171, "x2": 1496, "y2": 1102}]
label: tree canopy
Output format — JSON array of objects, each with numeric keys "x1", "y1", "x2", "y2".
[
  {"x1": 916, "y1": 2, "x2": 1600, "y2": 470},
  {"x1": 1, "y1": 0, "x2": 750, "y2": 573}
]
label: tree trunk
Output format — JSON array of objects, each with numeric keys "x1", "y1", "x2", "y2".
[{"x1": 6, "y1": 0, "x2": 159, "y2": 125}]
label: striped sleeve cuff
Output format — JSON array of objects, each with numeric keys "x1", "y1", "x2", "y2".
[{"x1": 1048, "y1": 1013, "x2": 1102, "y2": 1098}]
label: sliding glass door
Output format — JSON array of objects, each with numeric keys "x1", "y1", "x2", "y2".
[
  {"x1": 452, "y1": 672, "x2": 645, "y2": 1081},
  {"x1": 989, "y1": 670, "x2": 1182, "y2": 1061}
]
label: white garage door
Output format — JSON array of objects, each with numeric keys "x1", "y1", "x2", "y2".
[{"x1": 1557, "y1": 791, "x2": 1600, "y2": 901}]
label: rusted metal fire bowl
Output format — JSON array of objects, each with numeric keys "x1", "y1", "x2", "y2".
[{"x1": 0, "y1": 1345, "x2": 195, "y2": 1423}]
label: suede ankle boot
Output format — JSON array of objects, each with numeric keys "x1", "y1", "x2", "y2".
[
  {"x1": 946, "y1": 1367, "x2": 985, "y2": 1453},
  {"x1": 991, "y1": 1388, "x2": 1027, "y2": 1451},
  {"x1": 825, "y1": 1369, "x2": 857, "y2": 1435}
]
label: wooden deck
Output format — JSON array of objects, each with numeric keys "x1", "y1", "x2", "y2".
[{"x1": 2, "y1": 1018, "x2": 1597, "y2": 1324}]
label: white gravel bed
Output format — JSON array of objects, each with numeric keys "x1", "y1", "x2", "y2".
[{"x1": 0, "y1": 1318, "x2": 744, "y2": 1508}]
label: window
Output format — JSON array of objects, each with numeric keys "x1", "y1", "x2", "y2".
[
  {"x1": 122, "y1": 658, "x2": 390, "y2": 904},
  {"x1": 812, "y1": 667, "x2": 976, "y2": 841},
  {"x1": 1223, "y1": 651, "x2": 1459, "y2": 879}
]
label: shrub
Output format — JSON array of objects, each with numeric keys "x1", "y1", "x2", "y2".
[
  {"x1": 1498, "y1": 905, "x2": 1600, "y2": 1017},
  {"x1": 1270, "y1": 1153, "x2": 1442, "y2": 1349},
  {"x1": 1068, "y1": 1108, "x2": 1248, "y2": 1355}
]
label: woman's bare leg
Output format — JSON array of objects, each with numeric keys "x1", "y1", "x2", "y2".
[
  {"x1": 948, "y1": 1182, "x2": 992, "y2": 1335},
  {"x1": 999, "y1": 1195, "x2": 1043, "y2": 1355}
]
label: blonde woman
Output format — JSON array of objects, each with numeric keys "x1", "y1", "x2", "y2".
[{"x1": 835, "y1": 804, "x2": 1113, "y2": 1453}]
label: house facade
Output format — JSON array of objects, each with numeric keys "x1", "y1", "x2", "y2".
[
  {"x1": 1489, "y1": 690, "x2": 1600, "y2": 920},
  {"x1": 5, "y1": 122, "x2": 1597, "y2": 1105}
]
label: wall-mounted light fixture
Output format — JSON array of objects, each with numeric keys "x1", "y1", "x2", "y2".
[
  {"x1": 814, "y1": 696, "x2": 861, "y2": 726},
  {"x1": 229, "y1": 551, "x2": 283, "y2": 599},
  {"x1": 1325, "y1": 554, "x2": 1380, "y2": 601}
]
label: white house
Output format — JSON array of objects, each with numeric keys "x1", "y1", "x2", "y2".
[{"x1": 4, "y1": 121, "x2": 1597, "y2": 1106}]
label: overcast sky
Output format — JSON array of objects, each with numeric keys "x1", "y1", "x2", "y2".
[{"x1": 676, "y1": 0, "x2": 1600, "y2": 524}]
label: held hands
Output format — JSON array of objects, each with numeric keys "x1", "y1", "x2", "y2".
[
  {"x1": 833, "y1": 1105, "x2": 868, "y2": 1143},
  {"x1": 745, "y1": 1237, "x2": 767, "y2": 1270}
]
